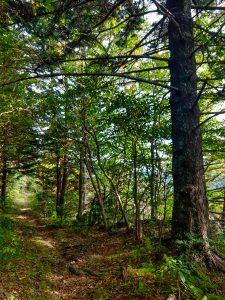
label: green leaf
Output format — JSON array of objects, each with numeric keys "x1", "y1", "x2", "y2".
[
  {"x1": 138, "y1": 280, "x2": 148, "y2": 294},
  {"x1": 178, "y1": 271, "x2": 186, "y2": 284}
]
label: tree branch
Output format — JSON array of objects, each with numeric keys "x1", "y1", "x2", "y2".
[
  {"x1": 1, "y1": 71, "x2": 177, "y2": 91},
  {"x1": 191, "y1": 5, "x2": 225, "y2": 11}
]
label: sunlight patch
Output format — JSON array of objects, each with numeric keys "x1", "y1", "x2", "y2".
[
  {"x1": 15, "y1": 215, "x2": 28, "y2": 220},
  {"x1": 20, "y1": 208, "x2": 32, "y2": 212},
  {"x1": 32, "y1": 237, "x2": 55, "y2": 249}
]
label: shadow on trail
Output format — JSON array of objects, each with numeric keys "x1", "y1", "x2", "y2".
[{"x1": 1, "y1": 207, "x2": 145, "y2": 300}]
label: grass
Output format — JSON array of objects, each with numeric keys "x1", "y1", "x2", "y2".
[{"x1": 1, "y1": 207, "x2": 225, "y2": 299}]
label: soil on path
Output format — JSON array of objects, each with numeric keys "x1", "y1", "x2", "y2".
[{"x1": 0, "y1": 207, "x2": 159, "y2": 300}]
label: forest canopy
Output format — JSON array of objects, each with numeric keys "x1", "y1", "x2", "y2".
[{"x1": 0, "y1": 1, "x2": 225, "y2": 298}]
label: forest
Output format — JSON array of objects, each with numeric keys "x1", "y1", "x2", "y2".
[{"x1": 0, "y1": 0, "x2": 225, "y2": 299}]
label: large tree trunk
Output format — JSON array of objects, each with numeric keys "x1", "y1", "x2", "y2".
[
  {"x1": 56, "y1": 153, "x2": 61, "y2": 209},
  {"x1": 78, "y1": 140, "x2": 86, "y2": 220},
  {"x1": 222, "y1": 191, "x2": 225, "y2": 217},
  {"x1": 150, "y1": 140, "x2": 156, "y2": 220},
  {"x1": 133, "y1": 140, "x2": 143, "y2": 243},
  {"x1": 167, "y1": 0, "x2": 224, "y2": 268},
  {"x1": 1, "y1": 154, "x2": 7, "y2": 206},
  {"x1": 1, "y1": 129, "x2": 8, "y2": 207},
  {"x1": 57, "y1": 154, "x2": 68, "y2": 217}
]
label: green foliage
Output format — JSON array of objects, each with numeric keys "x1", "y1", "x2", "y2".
[
  {"x1": 0, "y1": 1, "x2": 225, "y2": 299},
  {"x1": 0, "y1": 214, "x2": 14, "y2": 230},
  {"x1": 159, "y1": 255, "x2": 219, "y2": 299},
  {"x1": 32, "y1": 192, "x2": 55, "y2": 218},
  {"x1": 93, "y1": 286, "x2": 109, "y2": 300},
  {"x1": 137, "y1": 279, "x2": 149, "y2": 295},
  {"x1": 127, "y1": 261, "x2": 155, "y2": 278},
  {"x1": 131, "y1": 237, "x2": 154, "y2": 259},
  {"x1": 0, "y1": 215, "x2": 21, "y2": 267},
  {"x1": 8, "y1": 296, "x2": 18, "y2": 300},
  {"x1": 126, "y1": 238, "x2": 225, "y2": 300},
  {"x1": 210, "y1": 234, "x2": 225, "y2": 253}
]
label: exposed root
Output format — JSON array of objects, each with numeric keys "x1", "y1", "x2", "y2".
[
  {"x1": 176, "y1": 238, "x2": 225, "y2": 272},
  {"x1": 205, "y1": 249, "x2": 225, "y2": 272}
]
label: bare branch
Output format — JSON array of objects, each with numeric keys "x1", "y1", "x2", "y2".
[
  {"x1": 191, "y1": 80, "x2": 207, "y2": 110},
  {"x1": 0, "y1": 71, "x2": 177, "y2": 91},
  {"x1": 201, "y1": 111, "x2": 225, "y2": 115},
  {"x1": 0, "y1": 108, "x2": 31, "y2": 117},
  {"x1": 191, "y1": 5, "x2": 225, "y2": 11}
]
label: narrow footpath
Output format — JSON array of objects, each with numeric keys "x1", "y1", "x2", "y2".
[{"x1": 0, "y1": 206, "x2": 160, "y2": 300}]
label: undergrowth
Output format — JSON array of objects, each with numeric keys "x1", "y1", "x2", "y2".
[
  {"x1": 0, "y1": 214, "x2": 21, "y2": 270},
  {"x1": 125, "y1": 237, "x2": 225, "y2": 299},
  {"x1": 2, "y1": 203, "x2": 225, "y2": 300}
]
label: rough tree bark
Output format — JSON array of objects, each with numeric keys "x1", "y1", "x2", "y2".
[
  {"x1": 167, "y1": 0, "x2": 224, "y2": 268},
  {"x1": 57, "y1": 154, "x2": 68, "y2": 217},
  {"x1": 1, "y1": 154, "x2": 7, "y2": 206},
  {"x1": 78, "y1": 139, "x2": 86, "y2": 220},
  {"x1": 1, "y1": 131, "x2": 8, "y2": 207},
  {"x1": 150, "y1": 140, "x2": 156, "y2": 220},
  {"x1": 133, "y1": 139, "x2": 143, "y2": 243},
  {"x1": 56, "y1": 153, "x2": 61, "y2": 209}
]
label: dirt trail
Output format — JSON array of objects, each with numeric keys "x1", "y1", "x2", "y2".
[{"x1": 1, "y1": 207, "x2": 145, "y2": 300}]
